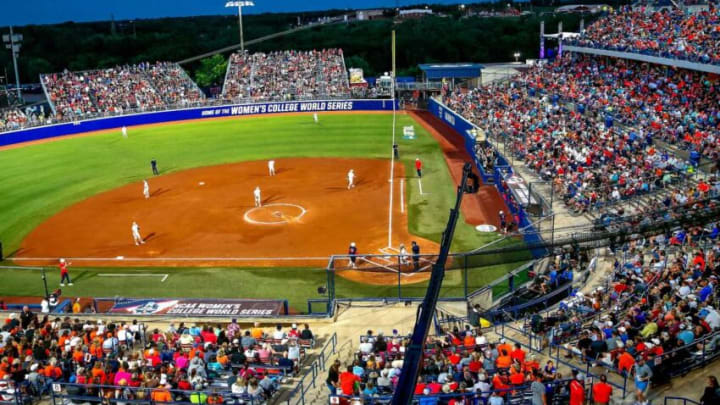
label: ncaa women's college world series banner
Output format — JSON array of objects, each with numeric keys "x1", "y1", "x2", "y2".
[{"x1": 108, "y1": 298, "x2": 288, "y2": 316}]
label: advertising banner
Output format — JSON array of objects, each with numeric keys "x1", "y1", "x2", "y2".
[
  {"x1": 108, "y1": 298, "x2": 287, "y2": 317},
  {"x1": 0, "y1": 99, "x2": 398, "y2": 147}
]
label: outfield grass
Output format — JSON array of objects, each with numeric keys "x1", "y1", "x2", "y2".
[{"x1": 0, "y1": 113, "x2": 527, "y2": 310}]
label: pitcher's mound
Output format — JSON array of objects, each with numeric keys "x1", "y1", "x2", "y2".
[{"x1": 244, "y1": 203, "x2": 307, "y2": 225}]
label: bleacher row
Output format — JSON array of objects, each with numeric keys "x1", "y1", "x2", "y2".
[
  {"x1": 41, "y1": 62, "x2": 206, "y2": 120},
  {"x1": 569, "y1": 3, "x2": 720, "y2": 65},
  {"x1": 221, "y1": 49, "x2": 350, "y2": 102},
  {"x1": 0, "y1": 48, "x2": 351, "y2": 132},
  {"x1": 446, "y1": 52, "x2": 720, "y2": 214},
  {"x1": 0, "y1": 316, "x2": 317, "y2": 405}
]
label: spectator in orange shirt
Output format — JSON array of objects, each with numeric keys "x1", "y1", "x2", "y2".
[
  {"x1": 250, "y1": 322, "x2": 264, "y2": 340},
  {"x1": 497, "y1": 339, "x2": 512, "y2": 358},
  {"x1": 617, "y1": 349, "x2": 635, "y2": 375},
  {"x1": 496, "y1": 349, "x2": 512, "y2": 369},
  {"x1": 509, "y1": 366, "x2": 525, "y2": 385},
  {"x1": 150, "y1": 384, "x2": 173, "y2": 402}
]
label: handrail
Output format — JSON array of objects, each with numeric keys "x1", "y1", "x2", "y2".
[
  {"x1": 664, "y1": 396, "x2": 702, "y2": 405},
  {"x1": 285, "y1": 332, "x2": 337, "y2": 405}
]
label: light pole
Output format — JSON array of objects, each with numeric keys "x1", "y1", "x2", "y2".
[
  {"x1": 2, "y1": 26, "x2": 23, "y2": 102},
  {"x1": 514, "y1": 52, "x2": 521, "y2": 62},
  {"x1": 225, "y1": 1, "x2": 255, "y2": 52}
]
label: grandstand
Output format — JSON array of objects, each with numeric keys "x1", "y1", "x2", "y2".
[
  {"x1": 1, "y1": 2, "x2": 720, "y2": 405},
  {"x1": 221, "y1": 49, "x2": 351, "y2": 102},
  {"x1": 41, "y1": 62, "x2": 206, "y2": 120}
]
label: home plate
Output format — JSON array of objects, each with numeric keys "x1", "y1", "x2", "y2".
[{"x1": 199, "y1": 181, "x2": 205, "y2": 186}]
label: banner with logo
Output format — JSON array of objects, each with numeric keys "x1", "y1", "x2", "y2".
[{"x1": 108, "y1": 298, "x2": 288, "y2": 317}]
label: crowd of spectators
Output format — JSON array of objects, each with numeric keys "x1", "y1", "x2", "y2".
[
  {"x1": 146, "y1": 62, "x2": 206, "y2": 106},
  {"x1": 526, "y1": 220, "x2": 720, "y2": 402},
  {"x1": 0, "y1": 314, "x2": 315, "y2": 404},
  {"x1": 328, "y1": 329, "x2": 591, "y2": 404},
  {"x1": 445, "y1": 54, "x2": 720, "y2": 212},
  {"x1": 222, "y1": 49, "x2": 350, "y2": 102},
  {"x1": 41, "y1": 62, "x2": 205, "y2": 120},
  {"x1": 570, "y1": 5, "x2": 720, "y2": 65},
  {"x1": 0, "y1": 108, "x2": 28, "y2": 132}
]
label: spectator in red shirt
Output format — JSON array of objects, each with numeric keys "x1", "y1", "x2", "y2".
[
  {"x1": 339, "y1": 366, "x2": 360, "y2": 395},
  {"x1": 592, "y1": 374, "x2": 612, "y2": 404},
  {"x1": 59, "y1": 258, "x2": 72, "y2": 286}
]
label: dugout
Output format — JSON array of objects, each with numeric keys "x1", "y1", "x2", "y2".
[{"x1": 418, "y1": 63, "x2": 484, "y2": 89}]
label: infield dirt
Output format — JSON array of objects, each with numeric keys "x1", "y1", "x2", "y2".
[{"x1": 14, "y1": 158, "x2": 439, "y2": 269}]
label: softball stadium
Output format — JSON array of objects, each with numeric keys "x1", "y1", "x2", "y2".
[{"x1": 1, "y1": 2, "x2": 720, "y2": 405}]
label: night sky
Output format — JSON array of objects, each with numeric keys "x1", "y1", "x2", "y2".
[{"x1": 1, "y1": 0, "x2": 484, "y2": 26}]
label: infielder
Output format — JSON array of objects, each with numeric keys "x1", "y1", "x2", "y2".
[
  {"x1": 313, "y1": 113, "x2": 319, "y2": 124},
  {"x1": 254, "y1": 186, "x2": 262, "y2": 207},
  {"x1": 347, "y1": 169, "x2": 355, "y2": 189},
  {"x1": 143, "y1": 180, "x2": 150, "y2": 199},
  {"x1": 268, "y1": 160, "x2": 276, "y2": 176},
  {"x1": 121, "y1": 126, "x2": 128, "y2": 138},
  {"x1": 131, "y1": 221, "x2": 144, "y2": 245}
]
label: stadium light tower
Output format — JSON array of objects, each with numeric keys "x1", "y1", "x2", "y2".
[
  {"x1": 225, "y1": 1, "x2": 254, "y2": 52},
  {"x1": 2, "y1": 26, "x2": 23, "y2": 102}
]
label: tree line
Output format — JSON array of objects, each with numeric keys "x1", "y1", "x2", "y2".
[{"x1": 0, "y1": 6, "x2": 586, "y2": 89}]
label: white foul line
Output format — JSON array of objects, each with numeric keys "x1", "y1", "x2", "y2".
[
  {"x1": 98, "y1": 273, "x2": 169, "y2": 282},
  {"x1": 400, "y1": 179, "x2": 404, "y2": 213},
  {"x1": 418, "y1": 179, "x2": 424, "y2": 195}
]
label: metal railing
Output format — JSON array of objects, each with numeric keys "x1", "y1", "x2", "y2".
[{"x1": 285, "y1": 332, "x2": 337, "y2": 405}]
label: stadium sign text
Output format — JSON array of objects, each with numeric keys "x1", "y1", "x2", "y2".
[
  {"x1": 200, "y1": 101, "x2": 356, "y2": 117},
  {"x1": 108, "y1": 298, "x2": 288, "y2": 317}
]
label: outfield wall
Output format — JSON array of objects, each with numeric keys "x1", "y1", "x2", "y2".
[{"x1": 0, "y1": 99, "x2": 397, "y2": 147}]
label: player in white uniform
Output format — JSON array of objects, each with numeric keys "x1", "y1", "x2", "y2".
[
  {"x1": 313, "y1": 113, "x2": 319, "y2": 124},
  {"x1": 399, "y1": 244, "x2": 409, "y2": 265},
  {"x1": 131, "y1": 221, "x2": 144, "y2": 245},
  {"x1": 121, "y1": 126, "x2": 128, "y2": 138},
  {"x1": 143, "y1": 180, "x2": 150, "y2": 199},
  {"x1": 347, "y1": 169, "x2": 355, "y2": 189},
  {"x1": 254, "y1": 186, "x2": 262, "y2": 207},
  {"x1": 268, "y1": 160, "x2": 276, "y2": 176}
]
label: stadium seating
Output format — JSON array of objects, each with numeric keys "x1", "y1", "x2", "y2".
[
  {"x1": 326, "y1": 329, "x2": 577, "y2": 404},
  {"x1": 0, "y1": 108, "x2": 28, "y2": 132},
  {"x1": 221, "y1": 49, "x2": 351, "y2": 102},
  {"x1": 445, "y1": 54, "x2": 719, "y2": 213},
  {"x1": 41, "y1": 62, "x2": 205, "y2": 120},
  {"x1": 570, "y1": 4, "x2": 720, "y2": 64},
  {"x1": 528, "y1": 221, "x2": 720, "y2": 388},
  {"x1": 0, "y1": 316, "x2": 316, "y2": 404}
]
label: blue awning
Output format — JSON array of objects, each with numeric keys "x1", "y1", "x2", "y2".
[{"x1": 418, "y1": 63, "x2": 484, "y2": 80}]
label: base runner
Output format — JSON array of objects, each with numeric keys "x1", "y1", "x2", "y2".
[{"x1": 143, "y1": 180, "x2": 150, "y2": 199}]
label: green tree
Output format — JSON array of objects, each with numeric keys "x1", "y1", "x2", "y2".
[{"x1": 194, "y1": 54, "x2": 228, "y2": 88}]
